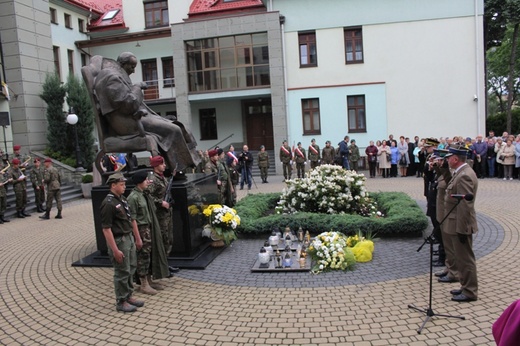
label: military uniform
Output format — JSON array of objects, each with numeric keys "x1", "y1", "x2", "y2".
[
  {"x1": 0, "y1": 167, "x2": 12, "y2": 223},
  {"x1": 147, "y1": 172, "x2": 173, "y2": 255},
  {"x1": 258, "y1": 150, "x2": 269, "y2": 183},
  {"x1": 294, "y1": 146, "x2": 306, "y2": 178},
  {"x1": 280, "y1": 143, "x2": 293, "y2": 180},
  {"x1": 127, "y1": 187, "x2": 152, "y2": 278},
  {"x1": 308, "y1": 143, "x2": 320, "y2": 169},
  {"x1": 217, "y1": 158, "x2": 233, "y2": 206},
  {"x1": 8, "y1": 164, "x2": 29, "y2": 217},
  {"x1": 100, "y1": 189, "x2": 136, "y2": 306},
  {"x1": 43, "y1": 165, "x2": 62, "y2": 217},
  {"x1": 349, "y1": 143, "x2": 360, "y2": 171},
  {"x1": 321, "y1": 145, "x2": 335, "y2": 165},
  {"x1": 228, "y1": 161, "x2": 239, "y2": 206},
  {"x1": 30, "y1": 163, "x2": 45, "y2": 212}
]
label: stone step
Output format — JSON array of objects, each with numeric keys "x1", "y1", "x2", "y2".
[{"x1": 3, "y1": 184, "x2": 84, "y2": 219}]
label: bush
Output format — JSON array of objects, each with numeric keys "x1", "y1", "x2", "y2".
[
  {"x1": 486, "y1": 108, "x2": 520, "y2": 135},
  {"x1": 81, "y1": 174, "x2": 93, "y2": 184},
  {"x1": 234, "y1": 192, "x2": 428, "y2": 237}
]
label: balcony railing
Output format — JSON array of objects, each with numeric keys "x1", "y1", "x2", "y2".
[{"x1": 141, "y1": 78, "x2": 175, "y2": 101}]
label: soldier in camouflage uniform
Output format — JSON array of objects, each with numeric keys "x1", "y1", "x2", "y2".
[
  {"x1": 101, "y1": 172, "x2": 144, "y2": 313},
  {"x1": 227, "y1": 156, "x2": 239, "y2": 206},
  {"x1": 308, "y1": 139, "x2": 321, "y2": 169},
  {"x1": 294, "y1": 142, "x2": 307, "y2": 178},
  {"x1": 11, "y1": 145, "x2": 31, "y2": 171},
  {"x1": 128, "y1": 170, "x2": 169, "y2": 295},
  {"x1": 8, "y1": 158, "x2": 30, "y2": 218},
  {"x1": 0, "y1": 161, "x2": 12, "y2": 223},
  {"x1": 348, "y1": 139, "x2": 360, "y2": 172},
  {"x1": 30, "y1": 158, "x2": 45, "y2": 212},
  {"x1": 40, "y1": 158, "x2": 62, "y2": 219},
  {"x1": 216, "y1": 149, "x2": 233, "y2": 206},
  {"x1": 280, "y1": 140, "x2": 293, "y2": 181},
  {"x1": 257, "y1": 145, "x2": 269, "y2": 183},
  {"x1": 146, "y1": 155, "x2": 179, "y2": 274}
]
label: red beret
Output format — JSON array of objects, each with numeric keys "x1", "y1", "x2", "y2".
[
  {"x1": 13, "y1": 145, "x2": 21, "y2": 151},
  {"x1": 12, "y1": 158, "x2": 20, "y2": 165},
  {"x1": 208, "y1": 149, "x2": 218, "y2": 157},
  {"x1": 34, "y1": 158, "x2": 40, "y2": 163},
  {"x1": 44, "y1": 158, "x2": 52, "y2": 163},
  {"x1": 149, "y1": 155, "x2": 164, "y2": 167}
]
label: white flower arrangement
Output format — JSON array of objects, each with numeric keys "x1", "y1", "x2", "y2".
[
  {"x1": 278, "y1": 165, "x2": 379, "y2": 216},
  {"x1": 307, "y1": 231, "x2": 356, "y2": 273}
]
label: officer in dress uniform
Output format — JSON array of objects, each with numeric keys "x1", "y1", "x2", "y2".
[
  {"x1": 101, "y1": 172, "x2": 144, "y2": 313},
  {"x1": 308, "y1": 139, "x2": 320, "y2": 169},
  {"x1": 294, "y1": 142, "x2": 306, "y2": 178},
  {"x1": 280, "y1": 140, "x2": 293, "y2": 181}
]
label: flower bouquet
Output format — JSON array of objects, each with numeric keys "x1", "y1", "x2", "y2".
[
  {"x1": 307, "y1": 231, "x2": 357, "y2": 274},
  {"x1": 347, "y1": 231, "x2": 375, "y2": 263},
  {"x1": 202, "y1": 204, "x2": 240, "y2": 246}
]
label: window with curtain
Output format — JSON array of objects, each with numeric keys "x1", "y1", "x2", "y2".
[
  {"x1": 347, "y1": 95, "x2": 366, "y2": 132},
  {"x1": 298, "y1": 32, "x2": 317, "y2": 67},
  {"x1": 301, "y1": 98, "x2": 321, "y2": 135},
  {"x1": 344, "y1": 27, "x2": 364, "y2": 64}
]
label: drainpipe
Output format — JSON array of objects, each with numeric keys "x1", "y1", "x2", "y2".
[
  {"x1": 474, "y1": 0, "x2": 481, "y2": 134},
  {"x1": 280, "y1": 15, "x2": 290, "y2": 145}
]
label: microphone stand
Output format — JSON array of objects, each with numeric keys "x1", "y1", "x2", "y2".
[{"x1": 408, "y1": 198, "x2": 466, "y2": 334}]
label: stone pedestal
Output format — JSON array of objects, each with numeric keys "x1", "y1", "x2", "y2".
[{"x1": 73, "y1": 173, "x2": 223, "y2": 269}]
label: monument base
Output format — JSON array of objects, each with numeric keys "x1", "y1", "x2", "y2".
[{"x1": 72, "y1": 173, "x2": 220, "y2": 269}]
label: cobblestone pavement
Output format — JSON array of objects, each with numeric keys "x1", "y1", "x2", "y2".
[{"x1": 0, "y1": 173, "x2": 518, "y2": 345}]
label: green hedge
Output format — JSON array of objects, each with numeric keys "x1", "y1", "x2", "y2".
[{"x1": 234, "y1": 192, "x2": 428, "y2": 237}]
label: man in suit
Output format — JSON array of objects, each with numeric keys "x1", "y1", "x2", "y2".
[{"x1": 439, "y1": 145, "x2": 479, "y2": 302}]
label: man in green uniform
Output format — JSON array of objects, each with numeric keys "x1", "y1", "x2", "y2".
[
  {"x1": 146, "y1": 155, "x2": 179, "y2": 274},
  {"x1": 8, "y1": 158, "x2": 30, "y2": 218},
  {"x1": 216, "y1": 149, "x2": 233, "y2": 206},
  {"x1": 257, "y1": 145, "x2": 270, "y2": 183},
  {"x1": 294, "y1": 142, "x2": 306, "y2": 178},
  {"x1": 30, "y1": 158, "x2": 45, "y2": 213},
  {"x1": 40, "y1": 158, "x2": 62, "y2": 219},
  {"x1": 348, "y1": 139, "x2": 360, "y2": 172},
  {"x1": 280, "y1": 140, "x2": 293, "y2": 181},
  {"x1": 308, "y1": 139, "x2": 320, "y2": 169},
  {"x1": 101, "y1": 172, "x2": 144, "y2": 313},
  {"x1": 128, "y1": 170, "x2": 170, "y2": 295},
  {"x1": 321, "y1": 141, "x2": 335, "y2": 165}
]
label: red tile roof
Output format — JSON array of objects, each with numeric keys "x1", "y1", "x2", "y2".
[
  {"x1": 189, "y1": 0, "x2": 265, "y2": 17},
  {"x1": 66, "y1": 0, "x2": 125, "y2": 32}
]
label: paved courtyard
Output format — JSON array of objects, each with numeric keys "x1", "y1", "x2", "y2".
[{"x1": 0, "y1": 173, "x2": 518, "y2": 345}]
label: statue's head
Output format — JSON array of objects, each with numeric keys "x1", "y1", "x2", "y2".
[{"x1": 117, "y1": 52, "x2": 137, "y2": 76}]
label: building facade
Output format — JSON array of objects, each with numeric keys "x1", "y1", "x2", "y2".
[{"x1": 0, "y1": 0, "x2": 485, "y2": 174}]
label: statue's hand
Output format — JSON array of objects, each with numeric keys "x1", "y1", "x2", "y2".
[{"x1": 139, "y1": 82, "x2": 148, "y2": 90}]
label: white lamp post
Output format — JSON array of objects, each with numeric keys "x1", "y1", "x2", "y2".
[{"x1": 66, "y1": 108, "x2": 84, "y2": 171}]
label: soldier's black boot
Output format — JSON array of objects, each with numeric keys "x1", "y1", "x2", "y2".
[
  {"x1": 39, "y1": 204, "x2": 46, "y2": 212},
  {"x1": 36, "y1": 205, "x2": 42, "y2": 212},
  {"x1": 0, "y1": 215, "x2": 9, "y2": 223},
  {"x1": 0, "y1": 218, "x2": 3, "y2": 224},
  {"x1": 55, "y1": 211, "x2": 62, "y2": 219},
  {"x1": 22, "y1": 208, "x2": 31, "y2": 217},
  {"x1": 39, "y1": 211, "x2": 50, "y2": 220},
  {"x1": 16, "y1": 211, "x2": 25, "y2": 218}
]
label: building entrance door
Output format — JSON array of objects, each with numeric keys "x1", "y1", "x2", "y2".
[{"x1": 244, "y1": 99, "x2": 274, "y2": 150}]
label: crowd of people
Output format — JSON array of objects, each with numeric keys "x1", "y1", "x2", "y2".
[{"x1": 0, "y1": 145, "x2": 63, "y2": 223}]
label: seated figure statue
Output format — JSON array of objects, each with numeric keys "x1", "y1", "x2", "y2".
[{"x1": 93, "y1": 52, "x2": 200, "y2": 171}]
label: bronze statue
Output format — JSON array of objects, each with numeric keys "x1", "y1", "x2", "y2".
[{"x1": 83, "y1": 52, "x2": 199, "y2": 173}]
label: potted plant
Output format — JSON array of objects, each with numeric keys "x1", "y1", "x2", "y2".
[
  {"x1": 81, "y1": 173, "x2": 93, "y2": 198},
  {"x1": 201, "y1": 204, "x2": 240, "y2": 247}
]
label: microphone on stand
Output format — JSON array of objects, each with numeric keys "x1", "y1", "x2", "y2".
[{"x1": 450, "y1": 193, "x2": 474, "y2": 201}]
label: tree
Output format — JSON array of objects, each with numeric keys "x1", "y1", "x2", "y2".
[
  {"x1": 485, "y1": 0, "x2": 520, "y2": 132},
  {"x1": 40, "y1": 73, "x2": 67, "y2": 155},
  {"x1": 65, "y1": 74, "x2": 96, "y2": 170}
]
